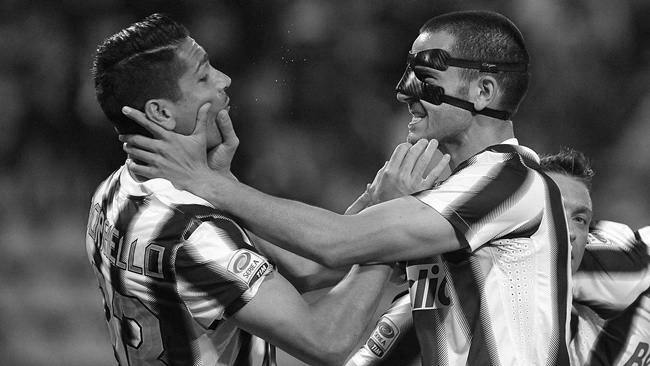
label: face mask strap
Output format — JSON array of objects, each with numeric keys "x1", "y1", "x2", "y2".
[
  {"x1": 437, "y1": 93, "x2": 511, "y2": 120},
  {"x1": 415, "y1": 49, "x2": 528, "y2": 73}
]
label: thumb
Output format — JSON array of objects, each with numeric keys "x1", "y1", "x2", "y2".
[{"x1": 192, "y1": 102, "x2": 212, "y2": 136}]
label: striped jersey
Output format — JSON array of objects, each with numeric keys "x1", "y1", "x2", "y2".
[
  {"x1": 408, "y1": 142, "x2": 571, "y2": 366},
  {"x1": 85, "y1": 165, "x2": 274, "y2": 366},
  {"x1": 570, "y1": 220, "x2": 650, "y2": 365}
]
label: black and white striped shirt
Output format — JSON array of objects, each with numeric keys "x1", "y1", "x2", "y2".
[
  {"x1": 85, "y1": 165, "x2": 273, "y2": 366},
  {"x1": 408, "y1": 142, "x2": 571, "y2": 366}
]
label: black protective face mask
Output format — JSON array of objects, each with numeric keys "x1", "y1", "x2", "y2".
[{"x1": 395, "y1": 48, "x2": 528, "y2": 120}]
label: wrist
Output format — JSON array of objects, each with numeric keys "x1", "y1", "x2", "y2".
[{"x1": 194, "y1": 170, "x2": 238, "y2": 208}]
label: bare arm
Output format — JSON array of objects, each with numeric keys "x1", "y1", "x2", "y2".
[
  {"x1": 196, "y1": 179, "x2": 460, "y2": 266},
  {"x1": 246, "y1": 187, "x2": 379, "y2": 292},
  {"x1": 231, "y1": 264, "x2": 393, "y2": 366},
  {"x1": 248, "y1": 231, "x2": 349, "y2": 292}
]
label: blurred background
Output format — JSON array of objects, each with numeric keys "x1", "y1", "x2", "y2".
[{"x1": 0, "y1": 0, "x2": 648, "y2": 364}]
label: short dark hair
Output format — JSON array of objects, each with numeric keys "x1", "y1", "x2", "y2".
[
  {"x1": 93, "y1": 13, "x2": 189, "y2": 135},
  {"x1": 420, "y1": 11, "x2": 530, "y2": 116},
  {"x1": 540, "y1": 147, "x2": 595, "y2": 189}
]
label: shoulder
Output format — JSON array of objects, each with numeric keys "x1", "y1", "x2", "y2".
[{"x1": 589, "y1": 220, "x2": 639, "y2": 249}]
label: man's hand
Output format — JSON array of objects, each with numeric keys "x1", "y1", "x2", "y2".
[
  {"x1": 118, "y1": 103, "x2": 238, "y2": 193},
  {"x1": 369, "y1": 139, "x2": 450, "y2": 204}
]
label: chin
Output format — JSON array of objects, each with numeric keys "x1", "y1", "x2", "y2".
[{"x1": 407, "y1": 132, "x2": 423, "y2": 144}]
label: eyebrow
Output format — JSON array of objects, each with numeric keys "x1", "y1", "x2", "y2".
[
  {"x1": 574, "y1": 206, "x2": 593, "y2": 216},
  {"x1": 195, "y1": 53, "x2": 209, "y2": 74}
]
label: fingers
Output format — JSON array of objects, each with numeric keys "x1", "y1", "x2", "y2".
[
  {"x1": 404, "y1": 139, "x2": 438, "y2": 178},
  {"x1": 122, "y1": 106, "x2": 167, "y2": 138},
  {"x1": 386, "y1": 143, "x2": 410, "y2": 172},
  {"x1": 122, "y1": 142, "x2": 160, "y2": 166},
  {"x1": 192, "y1": 102, "x2": 212, "y2": 136},
  {"x1": 422, "y1": 154, "x2": 451, "y2": 188},
  {"x1": 119, "y1": 134, "x2": 160, "y2": 153},
  {"x1": 372, "y1": 161, "x2": 388, "y2": 182},
  {"x1": 216, "y1": 110, "x2": 239, "y2": 151},
  {"x1": 126, "y1": 159, "x2": 159, "y2": 179},
  {"x1": 345, "y1": 190, "x2": 371, "y2": 215}
]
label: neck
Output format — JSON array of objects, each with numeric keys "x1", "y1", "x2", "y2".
[{"x1": 439, "y1": 117, "x2": 515, "y2": 170}]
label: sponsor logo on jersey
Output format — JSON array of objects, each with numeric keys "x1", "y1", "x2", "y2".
[
  {"x1": 406, "y1": 257, "x2": 451, "y2": 310},
  {"x1": 366, "y1": 318, "x2": 400, "y2": 358},
  {"x1": 227, "y1": 249, "x2": 269, "y2": 286}
]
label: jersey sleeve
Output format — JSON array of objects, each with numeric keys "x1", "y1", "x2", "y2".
[
  {"x1": 415, "y1": 157, "x2": 544, "y2": 251},
  {"x1": 573, "y1": 221, "x2": 650, "y2": 316},
  {"x1": 345, "y1": 293, "x2": 413, "y2": 366},
  {"x1": 173, "y1": 218, "x2": 274, "y2": 329}
]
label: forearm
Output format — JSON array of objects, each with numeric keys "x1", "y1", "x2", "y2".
[
  {"x1": 253, "y1": 233, "x2": 349, "y2": 292},
  {"x1": 198, "y1": 177, "x2": 356, "y2": 267},
  {"x1": 307, "y1": 264, "x2": 393, "y2": 364}
]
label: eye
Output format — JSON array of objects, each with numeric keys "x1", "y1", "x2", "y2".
[
  {"x1": 198, "y1": 74, "x2": 208, "y2": 82},
  {"x1": 574, "y1": 216, "x2": 587, "y2": 225}
]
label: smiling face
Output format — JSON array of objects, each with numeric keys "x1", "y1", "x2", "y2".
[
  {"x1": 169, "y1": 37, "x2": 231, "y2": 149},
  {"x1": 548, "y1": 172, "x2": 593, "y2": 273},
  {"x1": 397, "y1": 31, "x2": 473, "y2": 144}
]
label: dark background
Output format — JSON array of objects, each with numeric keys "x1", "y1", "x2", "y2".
[{"x1": 1, "y1": 0, "x2": 648, "y2": 364}]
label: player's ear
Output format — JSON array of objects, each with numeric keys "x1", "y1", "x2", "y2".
[
  {"x1": 472, "y1": 75, "x2": 497, "y2": 112},
  {"x1": 144, "y1": 99, "x2": 176, "y2": 131}
]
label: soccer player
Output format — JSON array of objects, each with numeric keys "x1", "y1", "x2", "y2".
[
  {"x1": 346, "y1": 148, "x2": 650, "y2": 366},
  {"x1": 122, "y1": 11, "x2": 572, "y2": 365},
  {"x1": 346, "y1": 147, "x2": 592, "y2": 365},
  {"x1": 571, "y1": 220, "x2": 650, "y2": 365},
  {"x1": 86, "y1": 14, "x2": 394, "y2": 366}
]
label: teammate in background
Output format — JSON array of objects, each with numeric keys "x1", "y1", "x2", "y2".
[
  {"x1": 122, "y1": 11, "x2": 572, "y2": 365},
  {"x1": 571, "y1": 221, "x2": 650, "y2": 365},
  {"x1": 86, "y1": 14, "x2": 394, "y2": 366}
]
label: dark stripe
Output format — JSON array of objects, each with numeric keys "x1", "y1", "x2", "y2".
[
  {"x1": 578, "y1": 240, "x2": 650, "y2": 273},
  {"x1": 233, "y1": 331, "x2": 253, "y2": 366},
  {"x1": 458, "y1": 255, "x2": 501, "y2": 366},
  {"x1": 109, "y1": 196, "x2": 147, "y2": 296},
  {"x1": 444, "y1": 153, "x2": 529, "y2": 238},
  {"x1": 538, "y1": 170, "x2": 571, "y2": 366},
  {"x1": 147, "y1": 208, "x2": 201, "y2": 365},
  {"x1": 175, "y1": 204, "x2": 255, "y2": 251},
  {"x1": 634, "y1": 230, "x2": 647, "y2": 244},
  {"x1": 224, "y1": 295, "x2": 250, "y2": 318},
  {"x1": 413, "y1": 309, "x2": 443, "y2": 366},
  {"x1": 175, "y1": 245, "x2": 249, "y2": 312},
  {"x1": 570, "y1": 308, "x2": 579, "y2": 340},
  {"x1": 108, "y1": 196, "x2": 148, "y2": 366},
  {"x1": 587, "y1": 290, "x2": 649, "y2": 365}
]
